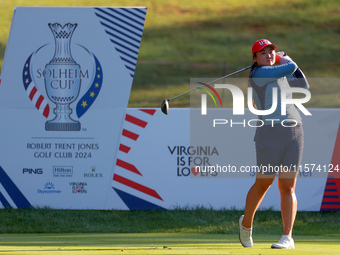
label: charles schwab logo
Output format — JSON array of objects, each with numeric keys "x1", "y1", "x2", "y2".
[{"x1": 22, "y1": 22, "x2": 103, "y2": 131}]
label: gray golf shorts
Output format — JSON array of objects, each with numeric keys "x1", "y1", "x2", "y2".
[{"x1": 254, "y1": 123, "x2": 304, "y2": 175}]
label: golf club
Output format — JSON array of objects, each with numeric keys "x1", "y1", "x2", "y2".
[{"x1": 161, "y1": 65, "x2": 252, "y2": 115}]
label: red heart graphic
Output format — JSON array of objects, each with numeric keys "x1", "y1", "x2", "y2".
[{"x1": 191, "y1": 167, "x2": 199, "y2": 176}]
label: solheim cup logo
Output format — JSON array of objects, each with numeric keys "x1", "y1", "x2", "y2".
[
  {"x1": 45, "y1": 23, "x2": 81, "y2": 131},
  {"x1": 22, "y1": 22, "x2": 103, "y2": 131}
]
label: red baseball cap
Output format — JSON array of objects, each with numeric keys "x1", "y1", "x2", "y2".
[{"x1": 252, "y1": 39, "x2": 278, "y2": 55}]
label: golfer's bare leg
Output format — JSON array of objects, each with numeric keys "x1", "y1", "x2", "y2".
[
  {"x1": 278, "y1": 169, "x2": 299, "y2": 237},
  {"x1": 242, "y1": 172, "x2": 275, "y2": 229}
]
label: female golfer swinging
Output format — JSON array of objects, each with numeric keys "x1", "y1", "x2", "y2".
[{"x1": 238, "y1": 39, "x2": 309, "y2": 249}]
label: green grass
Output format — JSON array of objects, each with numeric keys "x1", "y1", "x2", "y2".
[
  {"x1": 0, "y1": 0, "x2": 340, "y2": 108},
  {"x1": 0, "y1": 207, "x2": 339, "y2": 254},
  {"x1": 0, "y1": 208, "x2": 339, "y2": 236},
  {"x1": 0, "y1": 208, "x2": 337, "y2": 255},
  {"x1": 0, "y1": 233, "x2": 339, "y2": 254}
]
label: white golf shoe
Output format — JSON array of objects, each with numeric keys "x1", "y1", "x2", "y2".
[
  {"x1": 271, "y1": 235, "x2": 295, "y2": 249},
  {"x1": 238, "y1": 215, "x2": 253, "y2": 247}
]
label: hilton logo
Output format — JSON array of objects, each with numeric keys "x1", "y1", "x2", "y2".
[{"x1": 53, "y1": 166, "x2": 73, "y2": 177}]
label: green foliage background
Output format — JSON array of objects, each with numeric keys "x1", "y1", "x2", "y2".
[{"x1": 0, "y1": 0, "x2": 339, "y2": 108}]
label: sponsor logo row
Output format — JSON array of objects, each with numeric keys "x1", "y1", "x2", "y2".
[
  {"x1": 23, "y1": 166, "x2": 103, "y2": 178},
  {"x1": 37, "y1": 181, "x2": 88, "y2": 194}
]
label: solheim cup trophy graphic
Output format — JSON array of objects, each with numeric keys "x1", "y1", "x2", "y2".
[{"x1": 45, "y1": 23, "x2": 81, "y2": 131}]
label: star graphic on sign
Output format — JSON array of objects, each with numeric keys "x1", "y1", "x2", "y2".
[
  {"x1": 95, "y1": 83, "x2": 99, "y2": 88},
  {"x1": 81, "y1": 101, "x2": 88, "y2": 108},
  {"x1": 90, "y1": 92, "x2": 95, "y2": 98}
]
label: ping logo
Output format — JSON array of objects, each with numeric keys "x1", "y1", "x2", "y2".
[{"x1": 23, "y1": 168, "x2": 43, "y2": 174}]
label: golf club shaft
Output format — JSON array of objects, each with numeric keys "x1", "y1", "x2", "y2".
[{"x1": 168, "y1": 65, "x2": 252, "y2": 101}]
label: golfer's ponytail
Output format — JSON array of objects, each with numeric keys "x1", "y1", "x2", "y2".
[
  {"x1": 249, "y1": 61, "x2": 258, "y2": 78},
  {"x1": 248, "y1": 61, "x2": 258, "y2": 88}
]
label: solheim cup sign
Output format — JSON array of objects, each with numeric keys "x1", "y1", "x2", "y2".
[
  {"x1": 23, "y1": 22, "x2": 103, "y2": 131},
  {"x1": 0, "y1": 7, "x2": 147, "y2": 209},
  {"x1": 44, "y1": 23, "x2": 83, "y2": 131}
]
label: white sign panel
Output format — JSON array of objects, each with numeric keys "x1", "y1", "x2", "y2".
[
  {"x1": 0, "y1": 7, "x2": 147, "y2": 209},
  {"x1": 109, "y1": 108, "x2": 340, "y2": 211}
]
